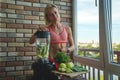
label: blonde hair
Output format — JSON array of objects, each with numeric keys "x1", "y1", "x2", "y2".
[{"x1": 44, "y1": 4, "x2": 58, "y2": 25}]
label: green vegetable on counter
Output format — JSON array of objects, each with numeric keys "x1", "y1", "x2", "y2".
[
  {"x1": 72, "y1": 65, "x2": 87, "y2": 72},
  {"x1": 54, "y1": 52, "x2": 71, "y2": 64}
]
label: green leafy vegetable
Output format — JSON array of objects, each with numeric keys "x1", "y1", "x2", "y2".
[
  {"x1": 72, "y1": 65, "x2": 87, "y2": 72},
  {"x1": 54, "y1": 52, "x2": 71, "y2": 64}
]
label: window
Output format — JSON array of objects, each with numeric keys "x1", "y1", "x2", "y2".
[
  {"x1": 74, "y1": 0, "x2": 120, "y2": 80},
  {"x1": 77, "y1": 0, "x2": 100, "y2": 60},
  {"x1": 111, "y1": 0, "x2": 120, "y2": 64}
]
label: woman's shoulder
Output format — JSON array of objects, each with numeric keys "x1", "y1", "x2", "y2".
[{"x1": 62, "y1": 24, "x2": 71, "y2": 32}]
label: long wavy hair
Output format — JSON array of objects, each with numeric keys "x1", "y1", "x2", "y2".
[{"x1": 44, "y1": 4, "x2": 59, "y2": 25}]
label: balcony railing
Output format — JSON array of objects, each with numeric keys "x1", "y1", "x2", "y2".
[
  {"x1": 79, "y1": 48, "x2": 120, "y2": 63},
  {"x1": 114, "y1": 51, "x2": 120, "y2": 63},
  {"x1": 75, "y1": 48, "x2": 120, "y2": 80}
]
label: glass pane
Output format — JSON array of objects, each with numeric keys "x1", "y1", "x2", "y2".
[
  {"x1": 113, "y1": 74, "x2": 119, "y2": 80},
  {"x1": 112, "y1": 0, "x2": 120, "y2": 64},
  {"x1": 77, "y1": 0, "x2": 100, "y2": 59}
]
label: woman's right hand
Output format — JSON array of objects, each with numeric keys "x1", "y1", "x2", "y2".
[{"x1": 38, "y1": 26, "x2": 48, "y2": 31}]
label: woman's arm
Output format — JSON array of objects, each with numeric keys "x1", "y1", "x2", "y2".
[
  {"x1": 29, "y1": 26, "x2": 49, "y2": 44},
  {"x1": 66, "y1": 26, "x2": 74, "y2": 52},
  {"x1": 29, "y1": 34, "x2": 36, "y2": 44},
  {"x1": 60, "y1": 26, "x2": 74, "y2": 53}
]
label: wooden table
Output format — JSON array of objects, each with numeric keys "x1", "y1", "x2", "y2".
[{"x1": 52, "y1": 70, "x2": 89, "y2": 79}]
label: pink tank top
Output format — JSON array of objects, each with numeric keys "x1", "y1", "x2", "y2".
[{"x1": 48, "y1": 24, "x2": 68, "y2": 44}]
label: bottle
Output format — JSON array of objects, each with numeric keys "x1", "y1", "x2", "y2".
[{"x1": 35, "y1": 31, "x2": 50, "y2": 61}]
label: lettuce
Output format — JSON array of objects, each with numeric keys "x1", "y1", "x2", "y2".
[{"x1": 54, "y1": 52, "x2": 71, "y2": 64}]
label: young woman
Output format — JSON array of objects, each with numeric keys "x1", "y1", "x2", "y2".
[{"x1": 29, "y1": 3, "x2": 74, "y2": 59}]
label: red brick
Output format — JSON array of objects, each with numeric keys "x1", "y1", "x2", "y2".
[
  {"x1": 25, "y1": 0, "x2": 39, "y2": 3},
  {"x1": 7, "y1": 61, "x2": 23, "y2": 66},
  {"x1": 0, "y1": 3, "x2": 7, "y2": 8},
  {"x1": 1, "y1": 47, "x2": 16, "y2": 52},
  {"x1": 16, "y1": 47, "x2": 33, "y2": 52},
  {"x1": 25, "y1": 6, "x2": 39, "y2": 11},
  {"x1": 26, "y1": 76, "x2": 32, "y2": 80},
  {"x1": 39, "y1": 7, "x2": 45, "y2": 12},
  {"x1": 8, "y1": 4, "x2": 24, "y2": 10},
  {"x1": 16, "y1": 10, "x2": 26, "y2": 14},
  {"x1": 3, "y1": 77, "x2": 14, "y2": 80},
  {"x1": 25, "y1": 15, "x2": 39, "y2": 20},
  {"x1": 17, "y1": 52, "x2": 24, "y2": 56},
  {"x1": 61, "y1": 0, "x2": 71, "y2": 2},
  {"x1": 7, "y1": 47, "x2": 16, "y2": 52},
  {"x1": 24, "y1": 24, "x2": 38, "y2": 29},
  {"x1": 0, "y1": 38, "x2": 15, "y2": 42},
  {"x1": 7, "y1": 24, "x2": 23, "y2": 28},
  {"x1": 0, "y1": 72, "x2": 6, "y2": 77},
  {"x1": 24, "y1": 70, "x2": 33, "y2": 75},
  {"x1": 7, "y1": 71, "x2": 23, "y2": 76},
  {"x1": 25, "y1": 52, "x2": 36, "y2": 56},
  {"x1": 0, "y1": 62, "x2": 6, "y2": 67}
]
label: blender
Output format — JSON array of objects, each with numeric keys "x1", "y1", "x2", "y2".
[
  {"x1": 35, "y1": 31, "x2": 50, "y2": 61},
  {"x1": 32, "y1": 31, "x2": 58, "y2": 80}
]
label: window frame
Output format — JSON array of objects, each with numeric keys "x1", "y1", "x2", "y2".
[
  {"x1": 72, "y1": 0, "x2": 104, "y2": 69},
  {"x1": 103, "y1": 0, "x2": 120, "y2": 76},
  {"x1": 73, "y1": 0, "x2": 120, "y2": 79}
]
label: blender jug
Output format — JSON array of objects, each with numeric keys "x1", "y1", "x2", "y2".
[
  {"x1": 35, "y1": 31, "x2": 50, "y2": 59},
  {"x1": 32, "y1": 31, "x2": 57, "y2": 80}
]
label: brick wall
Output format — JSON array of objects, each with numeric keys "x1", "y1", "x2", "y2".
[{"x1": 0, "y1": 0, "x2": 72, "y2": 80}]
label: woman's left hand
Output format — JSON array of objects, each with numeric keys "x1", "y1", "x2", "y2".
[{"x1": 59, "y1": 47, "x2": 67, "y2": 53}]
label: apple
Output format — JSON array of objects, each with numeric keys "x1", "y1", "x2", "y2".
[
  {"x1": 59, "y1": 63, "x2": 67, "y2": 68},
  {"x1": 66, "y1": 62, "x2": 74, "y2": 68}
]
